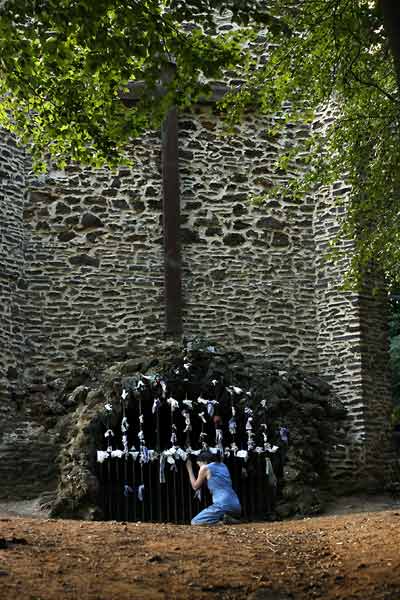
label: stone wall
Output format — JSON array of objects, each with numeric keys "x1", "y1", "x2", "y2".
[
  {"x1": 0, "y1": 104, "x2": 393, "y2": 498},
  {"x1": 23, "y1": 133, "x2": 165, "y2": 380},
  {"x1": 179, "y1": 108, "x2": 318, "y2": 367},
  {"x1": 311, "y1": 105, "x2": 392, "y2": 483},
  {"x1": 0, "y1": 133, "x2": 26, "y2": 421},
  {"x1": 0, "y1": 134, "x2": 60, "y2": 500},
  {"x1": 20, "y1": 111, "x2": 320, "y2": 376},
  {"x1": 359, "y1": 286, "x2": 393, "y2": 477},
  {"x1": 313, "y1": 182, "x2": 365, "y2": 477}
]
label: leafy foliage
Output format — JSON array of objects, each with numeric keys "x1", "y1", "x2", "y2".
[
  {"x1": 219, "y1": 0, "x2": 400, "y2": 289},
  {"x1": 0, "y1": 0, "x2": 256, "y2": 169},
  {"x1": 0, "y1": 1, "x2": 400, "y2": 287}
]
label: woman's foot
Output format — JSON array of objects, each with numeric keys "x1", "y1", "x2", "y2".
[{"x1": 222, "y1": 513, "x2": 242, "y2": 525}]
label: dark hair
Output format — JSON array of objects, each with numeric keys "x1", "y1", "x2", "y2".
[{"x1": 196, "y1": 450, "x2": 221, "y2": 464}]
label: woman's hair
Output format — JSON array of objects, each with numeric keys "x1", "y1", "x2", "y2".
[{"x1": 196, "y1": 450, "x2": 221, "y2": 464}]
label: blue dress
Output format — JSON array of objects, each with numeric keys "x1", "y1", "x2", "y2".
[{"x1": 191, "y1": 462, "x2": 241, "y2": 525}]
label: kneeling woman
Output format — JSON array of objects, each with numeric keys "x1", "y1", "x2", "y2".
[{"x1": 186, "y1": 451, "x2": 241, "y2": 525}]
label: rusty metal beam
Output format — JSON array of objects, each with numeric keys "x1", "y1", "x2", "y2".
[{"x1": 162, "y1": 108, "x2": 182, "y2": 335}]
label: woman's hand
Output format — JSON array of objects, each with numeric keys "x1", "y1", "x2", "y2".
[{"x1": 186, "y1": 458, "x2": 193, "y2": 471}]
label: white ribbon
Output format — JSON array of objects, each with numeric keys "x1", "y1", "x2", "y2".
[
  {"x1": 182, "y1": 410, "x2": 192, "y2": 432},
  {"x1": 199, "y1": 432, "x2": 208, "y2": 448},
  {"x1": 142, "y1": 374, "x2": 156, "y2": 382},
  {"x1": 167, "y1": 397, "x2": 179, "y2": 412},
  {"x1": 265, "y1": 443, "x2": 279, "y2": 453},
  {"x1": 230, "y1": 386, "x2": 243, "y2": 395},
  {"x1": 121, "y1": 417, "x2": 129, "y2": 433},
  {"x1": 236, "y1": 449, "x2": 248, "y2": 460},
  {"x1": 140, "y1": 446, "x2": 150, "y2": 463},
  {"x1": 247, "y1": 432, "x2": 256, "y2": 451},
  {"x1": 175, "y1": 447, "x2": 188, "y2": 461},
  {"x1": 111, "y1": 449, "x2": 124, "y2": 458},
  {"x1": 215, "y1": 428, "x2": 223, "y2": 451},
  {"x1": 207, "y1": 400, "x2": 219, "y2": 417},
  {"x1": 265, "y1": 458, "x2": 278, "y2": 487},
  {"x1": 97, "y1": 450, "x2": 109, "y2": 463},
  {"x1": 138, "y1": 484, "x2": 145, "y2": 501}
]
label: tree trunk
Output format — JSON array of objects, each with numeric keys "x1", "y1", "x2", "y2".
[{"x1": 379, "y1": 0, "x2": 400, "y2": 94}]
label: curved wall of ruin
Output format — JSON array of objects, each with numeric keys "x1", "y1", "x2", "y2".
[
  {"x1": 179, "y1": 109, "x2": 318, "y2": 366},
  {"x1": 21, "y1": 111, "x2": 319, "y2": 377},
  {"x1": 0, "y1": 132, "x2": 26, "y2": 420},
  {"x1": 23, "y1": 133, "x2": 165, "y2": 380},
  {"x1": 311, "y1": 106, "x2": 392, "y2": 480},
  {"x1": 0, "y1": 109, "x2": 393, "y2": 497}
]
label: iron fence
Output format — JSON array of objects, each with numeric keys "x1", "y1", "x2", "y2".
[{"x1": 97, "y1": 453, "x2": 277, "y2": 524}]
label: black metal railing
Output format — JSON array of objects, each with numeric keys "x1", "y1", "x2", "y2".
[{"x1": 97, "y1": 453, "x2": 277, "y2": 524}]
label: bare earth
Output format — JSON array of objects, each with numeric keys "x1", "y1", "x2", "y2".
[{"x1": 1, "y1": 498, "x2": 400, "y2": 600}]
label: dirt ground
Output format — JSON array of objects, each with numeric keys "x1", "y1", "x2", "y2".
[{"x1": 1, "y1": 497, "x2": 400, "y2": 600}]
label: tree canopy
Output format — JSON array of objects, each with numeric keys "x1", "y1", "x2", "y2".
[{"x1": 0, "y1": 1, "x2": 400, "y2": 288}]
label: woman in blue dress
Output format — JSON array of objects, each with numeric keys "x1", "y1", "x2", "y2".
[{"x1": 186, "y1": 451, "x2": 241, "y2": 525}]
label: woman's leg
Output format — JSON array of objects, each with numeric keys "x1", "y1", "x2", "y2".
[{"x1": 191, "y1": 504, "x2": 225, "y2": 525}]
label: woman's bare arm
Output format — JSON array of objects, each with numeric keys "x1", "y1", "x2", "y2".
[{"x1": 186, "y1": 461, "x2": 208, "y2": 491}]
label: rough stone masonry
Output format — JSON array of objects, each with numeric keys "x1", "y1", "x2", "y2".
[{"x1": 0, "y1": 79, "x2": 393, "y2": 504}]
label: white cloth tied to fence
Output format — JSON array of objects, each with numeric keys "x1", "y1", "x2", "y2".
[
  {"x1": 265, "y1": 457, "x2": 278, "y2": 487},
  {"x1": 182, "y1": 410, "x2": 192, "y2": 432},
  {"x1": 167, "y1": 397, "x2": 179, "y2": 412},
  {"x1": 159, "y1": 446, "x2": 188, "y2": 482},
  {"x1": 97, "y1": 450, "x2": 109, "y2": 463},
  {"x1": 207, "y1": 400, "x2": 218, "y2": 417},
  {"x1": 236, "y1": 449, "x2": 248, "y2": 460}
]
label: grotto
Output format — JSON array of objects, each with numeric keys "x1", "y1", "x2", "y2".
[{"x1": 49, "y1": 340, "x2": 347, "y2": 523}]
